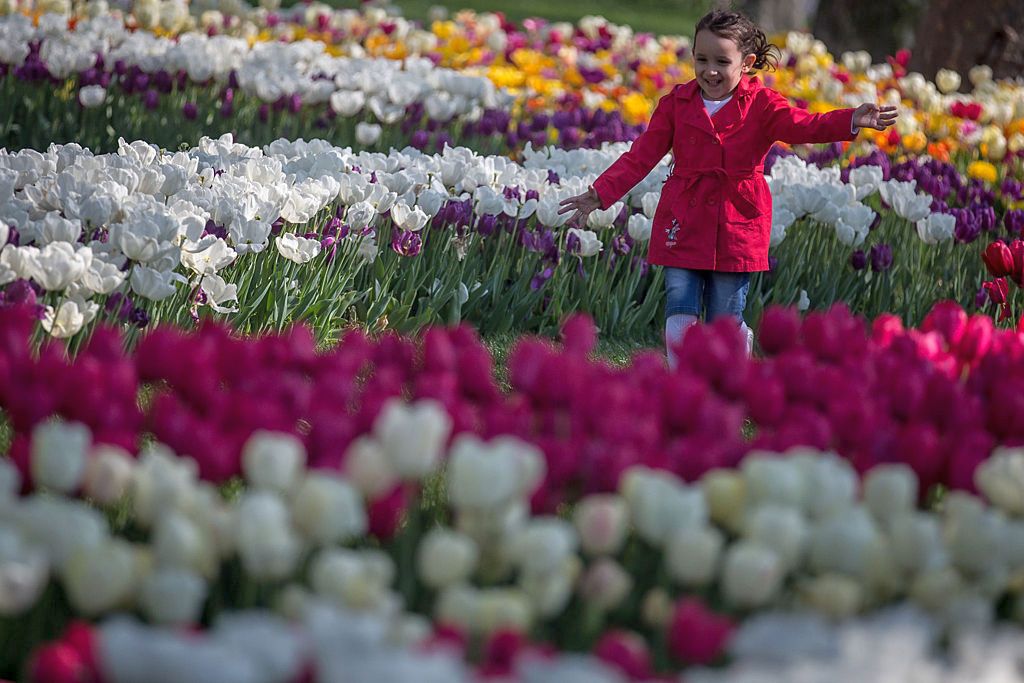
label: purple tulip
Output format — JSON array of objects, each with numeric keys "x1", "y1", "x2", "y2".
[
  {"x1": 182, "y1": 102, "x2": 198, "y2": 120},
  {"x1": 143, "y1": 88, "x2": 159, "y2": 111},
  {"x1": 2, "y1": 280, "x2": 37, "y2": 307},
  {"x1": 390, "y1": 229, "x2": 422, "y2": 257},
  {"x1": 258, "y1": 104, "x2": 270, "y2": 123},
  {"x1": 870, "y1": 243, "x2": 893, "y2": 272},
  {"x1": 411, "y1": 130, "x2": 430, "y2": 149},
  {"x1": 129, "y1": 306, "x2": 151, "y2": 329},
  {"x1": 850, "y1": 249, "x2": 867, "y2": 270},
  {"x1": 530, "y1": 266, "x2": 554, "y2": 290},
  {"x1": 104, "y1": 292, "x2": 133, "y2": 320},
  {"x1": 1005, "y1": 209, "x2": 1024, "y2": 237},
  {"x1": 477, "y1": 214, "x2": 498, "y2": 237}
]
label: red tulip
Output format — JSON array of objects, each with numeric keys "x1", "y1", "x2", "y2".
[
  {"x1": 920, "y1": 301, "x2": 968, "y2": 348},
  {"x1": 667, "y1": 598, "x2": 734, "y2": 666},
  {"x1": 982, "y1": 241, "x2": 1015, "y2": 278},
  {"x1": 28, "y1": 643, "x2": 91, "y2": 683},
  {"x1": 561, "y1": 313, "x2": 598, "y2": 356},
  {"x1": 1009, "y1": 239, "x2": 1024, "y2": 287},
  {"x1": 594, "y1": 630, "x2": 652, "y2": 680},
  {"x1": 757, "y1": 305, "x2": 801, "y2": 355}
]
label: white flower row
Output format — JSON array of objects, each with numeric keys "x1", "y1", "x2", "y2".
[
  {"x1": 691, "y1": 604, "x2": 1024, "y2": 683},
  {"x1": 7, "y1": 400, "x2": 1024, "y2": 636},
  {"x1": 0, "y1": 134, "x2": 941, "y2": 336},
  {"x1": 0, "y1": 13, "x2": 511, "y2": 116}
]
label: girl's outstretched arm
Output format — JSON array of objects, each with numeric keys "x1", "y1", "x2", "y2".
[
  {"x1": 763, "y1": 89, "x2": 895, "y2": 145},
  {"x1": 591, "y1": 91, "x2": 676, "y2": 209},
  {"x1": 559, "y1": 91, "x2": 675, "y2": 227}
]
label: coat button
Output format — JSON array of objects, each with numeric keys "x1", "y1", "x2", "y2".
[
  {"x1": 689, "y1": 198, "x2": 697, "y2": 207},
  {"x1": 707, "y1": 196, "x2": 717, "y2": 205}
]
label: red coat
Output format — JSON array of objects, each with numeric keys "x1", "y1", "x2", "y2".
[{"x1": 592, "y1": 75, "x2": 858, "y2": 272}]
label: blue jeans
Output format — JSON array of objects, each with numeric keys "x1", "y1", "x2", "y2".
[{"x1": 664, "y1": 267, "x2": 751, "y2": 322}]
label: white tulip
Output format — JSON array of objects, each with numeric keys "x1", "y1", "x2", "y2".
[
  {"x1": 888, "y1": 511, "x2": 947, "y2": 575},
  {"x1": 291, "y1": 473, "x2": 367, "y2": 546},
  {"x1": 345, "y1": 201, "x2": 377, "y2": 229},
  {"x1": 586, "y1": 204, "x2": 619, "y2": 230},
  {"x1": 975, "y1": 448, "x2": 1024, "y2": 516},
  {"x1": 81, "y1": 259, "x2": 127, "y2": 295},
  {"x1": 0, "y1": 529, "x2": 49, "y2": 616},
  {"x1": 569, "y1": 227, "x2": 605, "y2": 257},
  {"x1": 665, "y1": 525, "x2": 723, "y2": 587},
  {"x1": 800, "y1": 573, "x2": 863, "y2": 619},
  {"x1": 199, "y1": 273, "x2": 239, "y2": 314},
  {"x1": 935, "y1": 68, "x2": 961, "y2": 94},
  {"x1": 236, "y1": 492, "x2": 301, "y2": 580},
  {"x1": 275, "y1": 232, "x2": 321, "y2": 264},
  {"x1": 180, "y1": 236, "x2": 237, "y2": 276},
  {"x1": 130, "y1": 265, "x2": 182, "y2": 301},
  {"x1": 915, "y1": 212, "x2": 955, "y2": 244},
  {"x1": 790, "y1": 449, "x2": 857, "y2": 518},
  {"x1": 390, "y1": 203, "x2": 430, "y2": 232},
  {"x1": 890, "y1": 187, "x2": 933, "y2": 223},
  {"x1": 152, "y1": 512, "x2": 214, "y2": 576},
  {"x1": 62, "y1": 538, "x2": 138, "y2": 615},
  {"x1": 355, "y1": 122, "x2": 383, "y2": 146},
  {"x1": 507, "y1": 517, "x2": 577, "y2": 575},
  {"x1": 968, "y1": 64, "x2": 993, "y2": 86},
  {"x1": 849, "y1": 165, "x2": 884, "y2": 200},
  {"x1": 864, "y1": 464, "x2": 918, "y2": 523},
  {"x1": 627, "y1": 213, "x2": 652, "y2": 242},
  {"x1": 578, "y1": 558, "x2": 633, "y2": 612},
  {"x1": 447, "y1": 435, "x2": 545, "y2": 510},
  {"x1": 38, "y1": 213, "x2": 81, "y2": 244},
  {"x1": 374, "y1": 399, "x2": 451, "y2": 480},
  {"x1": 722, "y1": 541, "x2": 784, "y2": 608},
  {"x1": 131, "y1": 444, "x2": 199, "y2": 529},
  {"x1": 330, "y1": 90, "x2": 366, "y2": 117},
  {"x1": 30, "y1": 420, "x2": 90, "y2": 493},
  {"x1": 536, "y1": 194, "x2": 570, "y2": 228},
  {"x1": 745, "y1": 505, "x2": 807, "y2": 571},
  {"x1": 242, "y1": 431, "x2": 306, "y2": 495},
  {"x1": 342, "y1": 437, "x2": 398, "y2": 498},
  {"x1": 519, "y1": 557, "x2": 580, "y2": 618},
  {"x1": 83, "y1": 444, "x2": 135, "y2": 505},
  {"x1": 78, "y1": 85, "x2": 107, "y2": 109},
  {"x1": 808, "y1": 506, "x2": 881, "y2": 578},
  {"x1": 641, "y1": 192, "x2": 660, "y2": 219},
  {"x1": 573, "y1": 494, "x2": 629, "y2": 557},
  {"x1": 28, "y1": 242, "x2": 90, "y2": 291},
  {"x1": 417, "y1": 528, "x2": 478, "y2": 589},
  {"x1": 310, "y1": 548, "x2": 392, "y2": 611},
  {"x1": 770, "y1": 207, "x2": 795, "y2": 247},
  {"x1": 742, "y1": 455, "x2": 806, "y2": 510},
  {"x1": 41, "y1": 297, "x2": 98, "y2": 339},
  {"x1": 138, "y1": 568, "x2": 207, "y2": 626},
  {"x1": 622, "y1": 467, "x2": 707, "y2": 546}
]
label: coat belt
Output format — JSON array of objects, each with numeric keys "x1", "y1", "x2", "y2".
[{"x1": 669, "y1": 166, "x2": 764, "y2": 221}]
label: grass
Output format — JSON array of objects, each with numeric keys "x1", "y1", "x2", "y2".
[{"x1": 321, "y1": 0, "x2": 713, "y2": 36}]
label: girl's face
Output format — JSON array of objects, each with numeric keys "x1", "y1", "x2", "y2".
[{"x1": 693, "y1": 29, "x2": 756, "y2": 100}]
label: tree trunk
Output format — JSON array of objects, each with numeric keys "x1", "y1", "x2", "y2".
[
  {"x1": 909, "y1": 0, "x2": 1024, "y2": 83},
  {"x1": 810, "y1": 0, "x2": 925, "y2": 63}
]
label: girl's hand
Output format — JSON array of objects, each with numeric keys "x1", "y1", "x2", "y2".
[
  {"x1": 853, "y1": 103, "x2": 899, "y2": 131},
  {"x1": 558, "y1": 187, "x2": 602, "y2": 227}
]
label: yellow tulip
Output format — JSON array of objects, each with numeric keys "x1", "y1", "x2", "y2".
[{"x1": 967, "y1": 161, "x2": 998, "y2": 184}]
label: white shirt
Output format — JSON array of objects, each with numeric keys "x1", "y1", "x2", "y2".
[{"x1": 702, "y1": 94, "x2": 732, "y2": 117}]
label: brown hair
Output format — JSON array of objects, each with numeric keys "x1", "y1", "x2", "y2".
[{"x1": 694, "y1": 9, "x2": 781, "y2": 72}]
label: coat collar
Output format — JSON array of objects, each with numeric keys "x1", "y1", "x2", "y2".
[{"x1": 673, "y1": 74, "x2": 761, "y2": 102}]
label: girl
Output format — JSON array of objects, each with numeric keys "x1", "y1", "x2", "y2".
[{"x1": 558, "y1": 9, "x2": 898, "y2": 367}]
